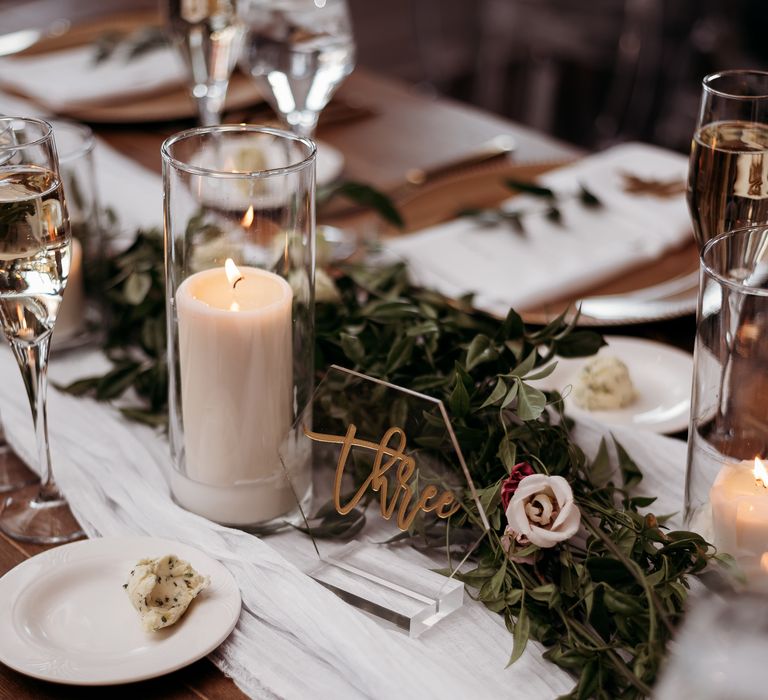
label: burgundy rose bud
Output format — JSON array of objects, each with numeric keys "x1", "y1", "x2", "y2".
[{"x1": 500, "y1": 462, "x2": 535, "y2": 511}]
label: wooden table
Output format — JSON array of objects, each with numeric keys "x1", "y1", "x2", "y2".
[{"x1": 0, "y1": 51, "x2": 695, "y2": 700}]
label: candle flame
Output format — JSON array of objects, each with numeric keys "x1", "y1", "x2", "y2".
[
  {"x1": 753, "y1": 457, "x2": 768, "y2": 488},
  {"x1": 241, "y1": 205, "x2": 254, "y2": 227},
  {"x1": 761, "y1": 552, "x2": 768, "y2": 573},
  {"x1": 225, "y1": 258, "x2": 244, "y2": 289}
]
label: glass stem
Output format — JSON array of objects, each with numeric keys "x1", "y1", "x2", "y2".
[
  {"x1": 287, "y1": 111, "x2": 319, "y2": 138},
  {"x1": 196, "y1": 81, "x2": 229, "y2": 127},
  {"x1": 10, "y1": 334, "x2": 60, "y2": 502}
]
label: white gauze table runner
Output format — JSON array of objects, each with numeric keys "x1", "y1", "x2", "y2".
[
  {"x1": 0, "y1": 348, "x2": 688, "y2": 700},
  {"x1": 0, "y1": 94, "x2": 689, "y2": 697}
]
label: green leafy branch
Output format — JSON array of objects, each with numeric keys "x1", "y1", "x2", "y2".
[
  {"x1": 461, "y1": 178, "x2": 602, "y2": 235},
  {"x1": 60, "y1": 210, "x2": 716, "y2": 697}
]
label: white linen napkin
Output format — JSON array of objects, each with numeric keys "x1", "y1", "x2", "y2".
[
  {"x1": 0, "y1": 44, "x2": 186, "y2": 110},
  {"x1": 386, "y1": 142, "x2": 692, "y2": 314}
]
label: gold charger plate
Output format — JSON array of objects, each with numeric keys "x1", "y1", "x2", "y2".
[
  {"x1": 380, "y1": 160, "x2": 698, "y2": 326},
  {"x1": 14, "y1": 9, "x2": 262, "y2": 123}
]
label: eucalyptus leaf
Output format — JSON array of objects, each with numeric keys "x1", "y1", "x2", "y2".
[
  {"x1": 507, "y1": 606, "x2": 530, "y2": 667},
  {"x1": 479, "y1": 377, "x2": 507, "y2": 409},
  {"x1": 123, "y1": 271, "x2": 152, "y2": 305},
  {"x1": 448, "y1": 376, "x2": 471, "y2": 417},
  {"x1": 319, "y1": 181, "x2": 404, "y2": 228},
  {"x1": 505, "y1": 178, "x2": 555, "y2": 199},
  {"x1": 588, "y1": 438, "x2": 613, "y2": 488},
  {"x1": 515, "y1": 382, "x2": 547, "y2": 421},
  {"x1": 524, "y1": 361, "x2": 558, "y2": 382},
  {"x1": 466, "y1": 334, "x2": 499, "y2": 371}
]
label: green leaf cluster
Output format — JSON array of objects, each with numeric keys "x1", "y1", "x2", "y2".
[
  {"x1": 461, "y1": 178, "x2": 602, "y2": 235},
  {"x1": 61, "y1": 230, "x2": 168, "y2": 425}
]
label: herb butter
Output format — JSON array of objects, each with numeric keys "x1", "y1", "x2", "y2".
[
  {"x1": 572, "y1": 355, "x2": 637, "y2": 410},
  {"x1": 125, "y1": 554, "x2": 209, "y2": 632}
]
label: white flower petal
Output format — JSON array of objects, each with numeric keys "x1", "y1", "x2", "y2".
[
  {"x1": 553, "y1": 503, "x2": 581, "y2": 538},
  {"x1": 527, "y1": 525, "x2": 564, "y2": 547},
  {"x1": 527, "y1": 494, "x2": 554, "y2": 524},
  {"x1": 547, "y1": 475, "x2": 574, "y2": 507},
  {"x1": 507, "y1": 501, "x2": 532, "y2": 536},
  {"x1": 511, "y1": 474, "x2": 551, "y2": 500}
]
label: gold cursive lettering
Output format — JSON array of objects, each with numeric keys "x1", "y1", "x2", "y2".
[{"x1": 305, "y1": 424, "x2": 461, "y2": 530}]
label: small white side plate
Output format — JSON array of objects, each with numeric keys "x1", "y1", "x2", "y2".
[
  {"x1": 316, "y1": 140, "x2": 345, "y2": 186},
  {"x1": 538, "y1": 336, "x2": 693, "y2": 434},
  {"x1": 0, "y1": 536, "x2": 241, "y2": 686}
]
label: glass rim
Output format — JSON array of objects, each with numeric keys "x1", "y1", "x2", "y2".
[
  {"x1": 701, "y1": 226, "x2": 768, "y2": 297},
  {"x1": 161, "y1": 124, "x2": 317, "y2": 179},
  {"x1": 702, "y1": 69, "x2": 768, "y2": 101},
  {"x1": 50, "y1": 119, "x2": 95, "y2": 163},
  {"x1": 0, "y1": 116, "x2": 54, "y2": 151}
]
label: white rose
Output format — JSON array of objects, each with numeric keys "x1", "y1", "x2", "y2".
[{"x1": 505, "y1": 474, "x2": 580, "y2": 548}]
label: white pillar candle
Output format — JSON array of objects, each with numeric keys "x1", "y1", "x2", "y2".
[
  {"x1": 171, "y1": 260, "x2": 304, "y2": 525},
  {"x1": 54, "y1": 237, "x2": 85, "y2": 339},
  {"x1": 710, "y1": 458, "x2": 768, "y2": 562}
]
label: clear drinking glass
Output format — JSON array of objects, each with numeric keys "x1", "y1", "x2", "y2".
[
  {"x1": 51, "y1": 120, "x2": 103, "y2": 347},
  {"x1": 163, "y1": 125, "x2": 316, "y2": 530},
  {"x1": 0, "y1": 117, "x2": 84, "y2": 543},
  {"x1": 688, "y1": 70, "x2": 768, "y2": 248},
  {"x1": 165, "y1": 0, "x2": 246, "y2": 126},
  {"x1": 685, "y1": 225, "x2": 768, "y2": 586},
  {"x1": 238, "y1": 0, "x2": 356, "y2": 137}
]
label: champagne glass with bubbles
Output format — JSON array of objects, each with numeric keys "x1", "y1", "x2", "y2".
[
  {"x1": 0, "y1": 117, "x2": 83, "y2": 543},
  {"x1": 238, "y1": 0, "x2": 356, "y2": 137},
  {"x1": 688, "y1": 70, "x2": 768, "y2": 248},
  {"x1": 0, "y1": 118, "x2": 36, "y2": 493},
  {"x1": 165, "y1": 0, "x2": 246, "y2": 126}
]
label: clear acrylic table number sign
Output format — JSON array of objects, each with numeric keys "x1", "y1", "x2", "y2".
[{"x1": 298, "y1": 365, "x2": 491, "y2": 637}]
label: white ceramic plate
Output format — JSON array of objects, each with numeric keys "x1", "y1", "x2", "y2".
[
  {"x1": 316, "y1": 140, "x2": 345, "y2": 186},
  {"x1": 0, "y1": 536, "x2": 241, "y2": 686},
  {"x1": 538, "y1": 335, "x2": 693, "y2": 434}
]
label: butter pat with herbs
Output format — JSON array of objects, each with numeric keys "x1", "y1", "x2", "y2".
[
  {"x1": 572, "y1": 355, "x2": 637, "y2": 410},
  {"x1": 125, "y1": 554, "x2": 209, "y2": 632}
]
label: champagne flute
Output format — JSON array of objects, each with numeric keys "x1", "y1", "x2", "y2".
[
  {"x1": 0, "y1": 119, "x2": 36, "y2": 492},
  {"x1": 0, "y1": 117, "x2": 83, "y2": 543},
  {"x1": 238, "y1": 0, "x2": 356, "y2": 137},
  {"x1": 688, "y1": 70, "x2": 768, "y2": 248},
  {"x1": 165, "y1": 0, "x2": 246, "y2": 126}
]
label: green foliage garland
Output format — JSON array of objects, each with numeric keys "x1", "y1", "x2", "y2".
[{"x1": 64, "y1": 235, "x2": 715, "y2": 699}]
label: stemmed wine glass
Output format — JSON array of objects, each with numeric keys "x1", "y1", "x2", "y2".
[
  {"x1": 165, "y1": 0, "x2": 246, "y2": 126},
  {"x1": 686, "y1": 72, "x2": 768, "y2": 463},
  {"x1": 0, "y1": 118, "x2": 36, "y2": 492},
  {"x1": 0, "y1": 117, "x2": 83, "y2": 543},
  {"x1": 688, "y1": 70, "x2": 768, "y2": 248},
  {"x1": 238, "y1": 0, "x2": 356, "y2": 137}
]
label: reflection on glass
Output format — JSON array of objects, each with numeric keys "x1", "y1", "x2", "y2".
[
  {"x1": 239, "y1": 0, "x2": 356, "y2": 137},
  {"x1": 688, "y1": 70, "x2": 768, "y2": 248},
  {"x1": 165, "y1": 0, "x2": 246, "y2": 126}
]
